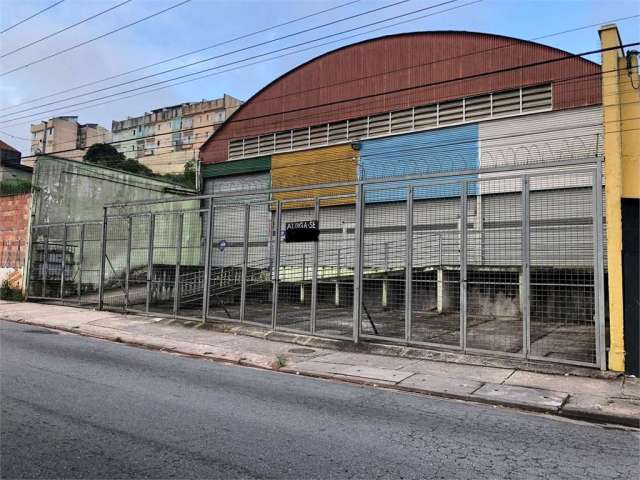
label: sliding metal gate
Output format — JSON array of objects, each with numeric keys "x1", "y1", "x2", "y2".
[{"x1": 26, "y1": 161, "x2": 606, "y2": 369}]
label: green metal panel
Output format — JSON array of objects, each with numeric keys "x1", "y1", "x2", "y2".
[{"x1": 201, "y1": 156, "x2": 271, "y2": 178}]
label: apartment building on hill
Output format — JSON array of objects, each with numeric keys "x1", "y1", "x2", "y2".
[
  {"x1": 111, "y1": 94, "x2": 242, "y2": 174},
  {"x1": 27, "y1": 116, "x2": 111, "y2": 166}
]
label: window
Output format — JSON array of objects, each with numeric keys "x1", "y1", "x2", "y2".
[
  {"x1": 227, "y1": 84, "x2": 552, "y2": 160},
  {"x1": 157, "y1": 140, "x2": 160, "y2": 146}
]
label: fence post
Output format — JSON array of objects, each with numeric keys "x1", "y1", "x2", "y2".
[
  {"x1": 59, "y1": 224, "x2": 67, "y2": 300},
  {"x1": 173, "y1": 213, "x2": 184, "y2": 317},
  {"x1": 460, "y1": 181, "x2": 468, "y2": 351},
  {"x1": 352, "y1": 184, "x2": 364, "y2": 343},
  {"x1": 240, "y1": 203, "x2": 250, "y2": 322},
  {"x1": 593, "y1": 162, "x2": 606, "y2": 370},
  {"x1": 310, "y1": 197, "x2": 320, "y2": 334},
  {"x1": 77, "y1": 223, "x2": 85, "y2": 302},
  {"x1": 42, "y1": 226, "x2": 50, "y2": 298},
  {"x1": 521, "y1": 176, "x2": 531, "y2": 357},
  {"x1": 98, "y1": 208, "x2": 108, "y2": 310},
  {"x1": 271, "y1": 200, "x2": 282, "y2": 330},
  {"x1": 145, "y1": 214, "x2": 155, "y2": 314},
  {"x1": 201, "y1": 200, "x2": 214, "y2": 321},
  {"x1": 124, "y1": 217, "x2": 132, "y2": 310},
  {"x1": 405, "y1": 186, "x2": 413, "y2": 343}
]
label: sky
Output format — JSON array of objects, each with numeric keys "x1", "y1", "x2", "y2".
[{"x1": 0, "y1": 0, "x2": 638, "y2": 155}]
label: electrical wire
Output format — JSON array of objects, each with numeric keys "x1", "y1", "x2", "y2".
[
  {"x1": 18, "y1": 104, "x2": 640, "y2": 166},
  {"x1": 10, "y1": 66, "x2": 636, "y2": 158},
  {"x1": 0, "y1": 0, "x2": 418, "y2": 115},
  {"x1": 4, "y1": 7, "x2": 637, "y2": 120},
  {"x1": 0, "y1": 0, "x2": 133, "y2": 59},
  {"x1": 0, "y1": 0, "x2": 65, "y2": 35},
  {"x1": 0, "y1": 0, "x2": 192, "y2": 77},
  {"x1": 0, "y1": 0, "x2": 363, "y2": 113},
  {"x1": 9, "y1": 58, "x2": 632, "y2": 157}
]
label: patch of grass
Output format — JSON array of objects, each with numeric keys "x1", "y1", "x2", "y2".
[
  {"x1": 273, "y1": 353, "x2": 288, "y2": 369},
  {"x1": 0, "y1": 280, "x2": 24, "y2": 301}
]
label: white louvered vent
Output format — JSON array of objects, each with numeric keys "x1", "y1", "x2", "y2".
[
  {"x1": 228, "y1": 139, "x2": 244, "y2": 159},
  {"x1": 310, "y1": 124, "x2": 328, "y2": 146},
  {"x1": 522, "y1": 84, "x2": 552, "y2": 112},
  {"x1": 244, "y1": 137, "x2": 259, "y2": 156},
  {"x1": 492, "y1": 89, "x2": 521, "y2": 117},
  {"x1": 348, "y1": 118, "x2": 367, "y2": 139},
  {"x1": 464, "y1": 95, "x2": 491, "y2": 121},
  {"x1": 292, "y1": 128, "x2": 308, "y2": 149},
  {"x1": 259, "y1": 133, "x2": 274, "y2": 153},
  {"x1": 368, "y1": 113, "x2": 390, "y2": 136},
  {"x1": 328, "y1": 121, "x2": 348, "y2": 143},
  {"x1": 390, "y1": 109, "x2": 413, "y2": 133},
  {"x1": 414, "y1": 104, "x2": 437, "y2": 129},
  {"x1": 439, "y1": 100, "x2": 463, "y2": 125},
  {"x1": 275, "y1": 131, "x2": 292, "y2": 150},
  {"x1": 227, "y1": 84, "x2": 553, "y2": 159}
]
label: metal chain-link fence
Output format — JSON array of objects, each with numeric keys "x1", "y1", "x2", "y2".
[{"x1": 25, "y1": 160, "x2": 606, "y2": 369}]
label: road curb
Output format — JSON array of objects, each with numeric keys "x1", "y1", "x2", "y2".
[{"x1": 4, "y1": 317, "x2": 637, "y2": 429}]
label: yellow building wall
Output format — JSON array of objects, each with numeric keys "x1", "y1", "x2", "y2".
[
  {"x1": 599, "y1": 24, "x2": 640, "y2": 372},
  {"x1": 271, "y1": 144, "x2": 358, "y2": 208}
]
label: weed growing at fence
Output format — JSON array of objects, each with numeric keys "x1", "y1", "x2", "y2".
[{"x1": 0, "y1": 280, "x2": 24, "y2": 301}]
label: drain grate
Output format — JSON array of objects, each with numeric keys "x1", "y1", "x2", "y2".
[
  {"x1": 25, "y1": 329, "x2": 58, "y2": 335},
  {"x1": 288, "y1": 348, "x2": 315, "y2": 354}
]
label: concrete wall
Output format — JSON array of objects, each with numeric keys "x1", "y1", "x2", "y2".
[
  {"x1": 29, "y1": 156, "x2": 202, "y2": 291},
  {"x1": 31, "y1": 156, "x2": 196, "y2": 224}
]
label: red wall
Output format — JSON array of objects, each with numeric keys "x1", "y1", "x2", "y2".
[
  {"x1": 0, "y1": 193, "x2": 31, "y2": 269},
  {"x1": 201, "y1": 32, "x2": 601, "y2": 164}
]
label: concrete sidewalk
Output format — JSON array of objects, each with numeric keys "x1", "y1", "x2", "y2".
[{"x1": 1, "y1": 301, "x2": 638, "y2": 428}]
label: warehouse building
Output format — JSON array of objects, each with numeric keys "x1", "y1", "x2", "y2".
[
  {"x1": 197, "y1": 28, "x2": 638, "y2": 371},
  {"x1": 24, "y1": 27, "x2": 638, "y2": 373}
]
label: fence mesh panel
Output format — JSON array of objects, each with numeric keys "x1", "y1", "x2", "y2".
[
  {"x1": 25, "y1": 163, "x2": 604, "y2": 368},
  {"x1": 411, "y1": 183, "x2": 462, "y2": 346},
  {"x1": 528, "y1": 172, "x2": 596, "y2": 364},
  {"x1": 315, "y1": 198, "x2": 356, "y2": 338}
]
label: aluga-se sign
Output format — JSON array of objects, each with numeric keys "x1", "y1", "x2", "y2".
[{"x1": 285, "y1": 220, "x2": 319, "y2": 242}]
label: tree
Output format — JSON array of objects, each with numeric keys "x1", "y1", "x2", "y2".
[{"x1": 83, "y1": 143, "x2": 153, "y2": 176}]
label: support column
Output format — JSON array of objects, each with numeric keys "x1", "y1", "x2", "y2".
[
  {"x1": 598, "y1": 25, "x2": 640, "y2": 371},
  {"x1": 334, "y1": 248, "x2": 341, "y2": 307},
  {"x1": 382, "y1": 242, "x2": 389, "y2": 309},
  {"x1": 437, "y1": 269, "x2": 451, "y2": 313}
]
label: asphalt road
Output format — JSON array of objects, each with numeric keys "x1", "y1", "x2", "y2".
[{"x1": 1, "y1": 320, "x2": 638, "y2": 480}]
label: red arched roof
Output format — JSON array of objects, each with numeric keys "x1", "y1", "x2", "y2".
[{"x1": 201, "y1": 31, "x2": 601, "y2": 164}]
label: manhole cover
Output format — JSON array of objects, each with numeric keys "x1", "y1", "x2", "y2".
[
  {"x1": 288, "y1": 348, "x2": 316, "y2": 354},
  {"x1": 25, "y1": 329, "x2": 58, "y2": 334}
]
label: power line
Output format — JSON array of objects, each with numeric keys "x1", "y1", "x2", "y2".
[
  {"x1": 5, "y1": 6, "x2": 632, "y2": 134},
  {"x1": 0, "y1": 0, "x2": 192, "y2": 77},
  {"x1": 203, "y1": 43, "x2": 639, "y2": 130},
  {"x1": 0, "y1": 0, "x2": 363, "y2": 112},
  {"x1": 17, "y1": 97, "x2": 640, "y2": 163},
  {"x1": 0, "y1": 0, "x2": 65, "y2": 35},
  {"x1": 10, "y1": 65, "x2": 634, "y2": 157},
  {"x1": 5, "y1": 6, "x2": 635, "y2": 119},
  {"x1": 4, "y1": 5, "x2": 636, "y2": 128},
  {"x1": 1, "y1": 0, "x2": 133, "y2": 59},
  {"x1": 0, "y1": 0, "x2": 417, "y2": 116}
]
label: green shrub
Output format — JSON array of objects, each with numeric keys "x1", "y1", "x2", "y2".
[
  {"x1": 0, "y1": 179, "x2": 31, "y2": 196},
  {"x1": 0, "y1": 280, "x2": 24, "y2": 301}
]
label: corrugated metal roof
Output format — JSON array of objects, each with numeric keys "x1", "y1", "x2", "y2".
[{"x1": 201, "y1": 31, "x2": 601, "y2": 165}]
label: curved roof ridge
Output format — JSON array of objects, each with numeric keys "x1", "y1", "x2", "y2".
[{"x1": 201, "y1": 30, "x2": 600, "y2": 152}]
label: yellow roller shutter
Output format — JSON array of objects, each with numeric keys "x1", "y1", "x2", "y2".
[{"x1": 271, "y1": 144, "x2": 357, "y2": 208}]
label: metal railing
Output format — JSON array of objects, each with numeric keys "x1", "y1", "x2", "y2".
[{"x1": 25, "y1": 158, "x2": 606, "y2": 369}]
